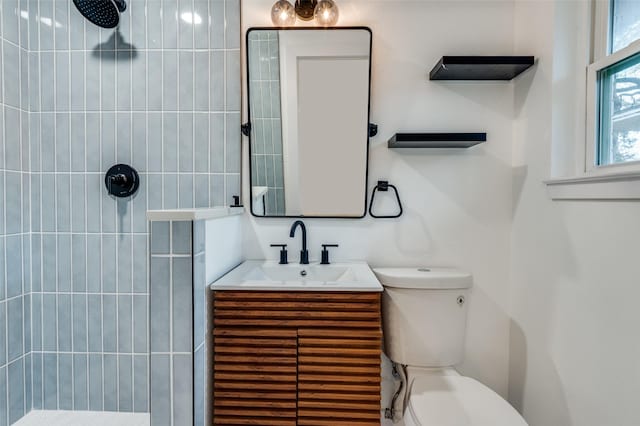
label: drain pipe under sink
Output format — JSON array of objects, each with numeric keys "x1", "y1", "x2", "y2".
[{"x1": 385, "y1": 361, "x2": 407, "y2": 423}]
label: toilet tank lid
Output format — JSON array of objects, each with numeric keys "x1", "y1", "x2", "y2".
[{"x1": 373, "y1": 267, "x2": 472, "y2": 289}]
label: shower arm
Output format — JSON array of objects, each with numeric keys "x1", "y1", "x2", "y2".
[{"x1": 113, "y1": 0, "x2": 127, "y2": 12}]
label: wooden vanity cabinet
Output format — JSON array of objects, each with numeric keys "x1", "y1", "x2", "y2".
[{"x1": 212, "y1": 291, "x2": 382, "y2": 426}]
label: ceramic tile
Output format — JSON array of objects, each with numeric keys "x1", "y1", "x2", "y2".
[
  {"x1": 172, "y1": 355, "x2": 193, "y2": 425},
  {"x1": 8, "y1": 359, "x2": 24, "y2": 424},
  {"x1": 118, "y1": 354, "x2": 133, "y2": 412},
  {"x1": 150, "y1": 355, "x2": 171, "y2": 426},
  {"x1": 172, "y1": 257, "x2": 193, "y2": 353},
  {"x1": 58, "y1": 354, "x2": 73, "y2": 410},
  {"x1": 72, "y1": 354, "x2": 88, "y2": 411}
]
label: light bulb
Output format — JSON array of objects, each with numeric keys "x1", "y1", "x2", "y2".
[
  {"x1": 314, "y1": 0, "x2": 339, "y2": 26},
  {"x1": 271, "y1": 0, "x2": 296, "y2": 26}
]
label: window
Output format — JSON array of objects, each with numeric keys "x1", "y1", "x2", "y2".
[
  {"x1": 610, "y1": 0, "x2": 640, "y2": 54},
  {"x1": 587, "y1": 0, "x2": 640, "y2": 172},
  {"x1": 597, "y1": 52, "x2": 640, "y2": 166},
  {"x1": 546, "y1": 0, "x2": 640, "y2": 199}
]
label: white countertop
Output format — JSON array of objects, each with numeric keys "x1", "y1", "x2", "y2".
[
  {"x1": 146, "y1": 207, "x2": 244, "y2": 222},
  {"x1": 211, "y1": 260, "x2": 384, "y2": 292}
]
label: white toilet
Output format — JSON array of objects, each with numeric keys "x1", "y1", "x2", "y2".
[{"x1": 374, "y1": 267, "x2": 528, "y2": 426}]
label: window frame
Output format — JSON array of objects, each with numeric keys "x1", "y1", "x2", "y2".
[{"x1": 585, "y1": 0, "x2": 640, "y2": 176}]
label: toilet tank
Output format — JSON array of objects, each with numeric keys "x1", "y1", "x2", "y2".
[{"x1": 374, "y1": 268, "x2": 472, "y2": 367}]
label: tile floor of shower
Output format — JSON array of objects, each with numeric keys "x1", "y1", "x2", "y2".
[{"x1": 13, "y1": 411, "x2": 149, "y2": 426}]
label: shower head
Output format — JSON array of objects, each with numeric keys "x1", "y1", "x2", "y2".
[{"x1": 73, "y1": 0, "x2": 127, "y2": 29}]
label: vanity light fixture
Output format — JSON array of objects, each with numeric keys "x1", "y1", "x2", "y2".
[
  {"x1": 271, "y1": 0, "x2": 297, "y2": 26},
  {"x1": 270, "y1": 0, "x2": 339, "y2": 26},
  {"x1": 314, "y1": 0, "x2": 339, "y2": 26},
  {"x1": 295, "y1": 0, "x2": 317, "y2": 20}
]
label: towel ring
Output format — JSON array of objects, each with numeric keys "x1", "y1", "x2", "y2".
[{"x1": 369, "y1": 180, "x2": 403, "y2": 219}]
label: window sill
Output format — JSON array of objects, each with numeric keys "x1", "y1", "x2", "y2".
[{"x1": 544, "y1": 171, "x2": 640, "y2": 200}]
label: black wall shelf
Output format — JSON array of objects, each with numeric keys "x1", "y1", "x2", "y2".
[
  {"x1": 388, "y1": 133, "x2": 486, "y2": 149},
  {"x1": 430, "y1": 56, "x2": 534, "y2": 80}
]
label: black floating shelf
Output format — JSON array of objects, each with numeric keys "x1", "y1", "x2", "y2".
[
  {"x1": 430, "y1": 56, "x2": 534, "y2": 81},
  {"x1": 388, "y1": 133, "x2": 487, "y2": 149}
]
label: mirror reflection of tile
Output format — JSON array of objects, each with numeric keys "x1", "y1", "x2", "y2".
[{"x1": 249, "y1": 31, "x2": 286, "y2": 216}]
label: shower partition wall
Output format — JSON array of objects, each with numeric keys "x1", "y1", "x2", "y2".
[{"x1": 1, "y1": 0, "x2": 242, "y2": 424}]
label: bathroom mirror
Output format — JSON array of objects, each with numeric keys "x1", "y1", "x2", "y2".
[{"x1": 246, "y1": 27, "x2": 372, "y2": 218}]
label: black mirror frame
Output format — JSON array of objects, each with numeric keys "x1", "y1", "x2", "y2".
[{"x1": 245, "y1": 26, "x2": 374, "y2": 219}]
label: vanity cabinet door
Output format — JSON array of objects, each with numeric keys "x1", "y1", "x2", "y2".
[
  {"x1": 297, "y1": 309, "x2": 382, "y2": 425},
  {"x1": 212, "y1": 291, "x2": 382, "y2": 426},
  {"x1": 212, "y1": 327, "x2": 298, "y2": 425}
]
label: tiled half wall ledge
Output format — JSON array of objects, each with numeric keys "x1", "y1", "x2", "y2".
[{"x1": 147, "y1": 207, "x2": 243, "y2": 426}]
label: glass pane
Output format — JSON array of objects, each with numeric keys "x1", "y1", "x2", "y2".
[
  {"x1": 611, "y1": 0, "x2": 640, "y2": 53},
  {"x1": 598, "y1": 52, "x2": 640, "y2": 165}
]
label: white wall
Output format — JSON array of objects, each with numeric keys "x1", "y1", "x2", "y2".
[
  {"x1": 242, "y1": 0, "x2": 517, "y2": 399},
  {"x1": 206, "y1": 215, "x2": 244, "y2": 284},
  {"x1": 510, "y1": 2, "x2": 640, "y2": 426}
]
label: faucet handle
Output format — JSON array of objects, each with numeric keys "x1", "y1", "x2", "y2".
[
  {"x1": 320, "y1": 244, "x2": 339, "y2": 265},
  {"x1": 270, "y1": 244, "x2": 288, "y2": 265}
]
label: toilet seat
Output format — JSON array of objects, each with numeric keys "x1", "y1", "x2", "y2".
[{"x1": 404, "y1": 374, "x2": 527, "y2": 426}]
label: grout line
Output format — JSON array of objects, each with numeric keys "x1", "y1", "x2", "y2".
[
  {"x1": 67, "y1": 0, "x2": 75, "y2": 408},
  {"x1": 19, "y1": 231, "x2": 152, "y2": 236},
  {"x1": 35, "y1": 291, "x2": 149, "y2": 296},
  {"x1": 26, "y1": 0, "x2": 35, "y2": 414},
  {"x1": 191, "y1": 0, "x2": 196, "y2": 208},
  {"x1": 207, "y1": 28, "x2": 212, "y2": 207},
  {"x1": 0, "y1": 171, "x2": 238, "y2": 176},
  {"x1": 0, "y1": 14, "x2": 6, "y2": 422},
  {"x1": 223, "y1": 0, "x2": 228, "y2": 206},
  {"x1": 130, "y1": 5, "x2": 136, "y2": 410},
  {"x1": 114, "y1": 39, "x2": 120, "y2": 409},
  {"x1": 160, "y1": 15, "x2": 165, "y2": 210},
  {"x1": 84, "y1": 292, "x2": 89, "y2": 410},
  {"x1": 37, "y1": 0, "x2": 44, "y2": 410},
  {"x1": 17, "y1": 12, "x2": 27, "y2": 414},
  {"x1": 19, "y1": 47, "x2": 240, "y2": 52},
  {"x1": 98, "y1": 26, "x2": 105, "y2": 411},
  {"x1": 24, "y1": 108, "x2": 239, "y2": 113},
  {"x1": 168, "y1": 221, "x2": 174, "y2": 423},
  {"x1": 31, "y1": 350, "x2": 152, "y2": 356},
  {"x1": 83, "y1": 11, "x2": 90, "y2": 410},
  {"x1": 52, "y1": 0, "x2": 60, "y2": 411}
]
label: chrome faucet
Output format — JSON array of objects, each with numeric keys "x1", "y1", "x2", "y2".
[{"x1": 289, "y1": 220, "x2": 309, "y2": 264}]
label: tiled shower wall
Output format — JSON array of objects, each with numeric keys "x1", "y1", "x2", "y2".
[
  {"x1": 1, "y1": 0, "x2": 241, "y2": 420},
  {"x1": 248, "y1": 31, "x2": 285, "y2": 215},
  {"x1": 1, "y1": 0, "x2": 33, "y2": 424}
]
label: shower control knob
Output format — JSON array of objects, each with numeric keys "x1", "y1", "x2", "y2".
[
  {"x1": 111, "y1": 174, "x2": 128, "y2": 185},
  {"x1": 105, "y1": 164, "x2": 140, "y2": 198}
]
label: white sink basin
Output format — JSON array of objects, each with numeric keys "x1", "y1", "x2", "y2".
[{"x1": 211, "y1": 260, "x2": 383, "y2": 292}]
